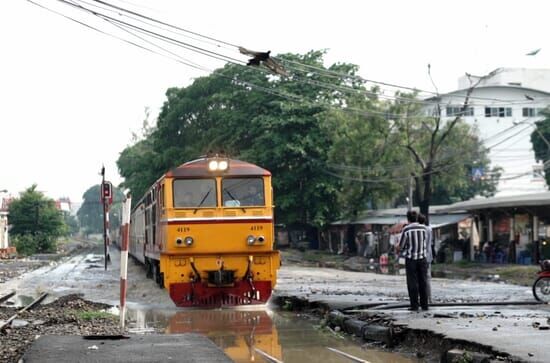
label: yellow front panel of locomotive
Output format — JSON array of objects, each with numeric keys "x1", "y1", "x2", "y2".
[
  {"x1": 161, "y1": 252, "x2": 280, "y2": 287},
  {"x1": 165, "y1": 221, "x2": 274, "y2": 254}
]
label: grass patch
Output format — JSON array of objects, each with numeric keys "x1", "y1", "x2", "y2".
[{"x1": 74, "y1": 310, "x2": 116, "y2": 321}]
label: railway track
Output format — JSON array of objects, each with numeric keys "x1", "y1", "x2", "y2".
[{"x1": 0, "y1": 291, "x2": 49, "y2": 332}]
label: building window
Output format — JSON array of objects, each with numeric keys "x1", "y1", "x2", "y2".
[
  {"x1": 446, "y1": 106, "x2": 474, "y2": 117},
  {"x1": 485, "y1": 107, "x2": 512, "y2": 117},
  {"x1": 522, "y1": 108, "x2": 542, "y2": 117}
]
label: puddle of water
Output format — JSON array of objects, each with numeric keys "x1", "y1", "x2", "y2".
[{"x1": 125, "y1": 307, "x2": 417, "y2": 363}]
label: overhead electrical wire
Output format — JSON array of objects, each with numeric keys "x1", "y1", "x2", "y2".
[
  {"x1": 50, "y1": 0, "x2": 550, "y2": 106},
  {"x1": 28, "y1": 0, "x2": 550, "y2": 185}
]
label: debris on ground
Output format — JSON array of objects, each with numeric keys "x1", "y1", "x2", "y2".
[{"x1": 0, "y1": 294, "x2": 121, "y2": 363}]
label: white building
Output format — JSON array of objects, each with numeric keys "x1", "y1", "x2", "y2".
[{"x1": 427, "y1": 68, "x2": 550, "y2": 196}]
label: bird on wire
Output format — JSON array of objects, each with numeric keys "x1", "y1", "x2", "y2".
[
  {"x1": 526, "y1": 48, "x2": 541, "y2": 56},
  {"x1": 238, "y1": 47, "x2": 288, "y2": 76}
]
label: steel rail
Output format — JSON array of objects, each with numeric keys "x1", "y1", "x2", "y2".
[
  {"x1": 327, "y1": 347, "x2": 371, "y2": 363},
  {"x1": 0, "y1": 292, "x2": 49, "y2": 331},
  {"x1": 0, "y1": 291, "x2": 16, "y2": 304},
  {"x1": 254, "y1": 348, "x2": 284, "y2": 363}
]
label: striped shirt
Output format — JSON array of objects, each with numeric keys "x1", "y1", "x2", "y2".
[{"x1": 399, "y1": 222, "x2": 428, "y2": 260}]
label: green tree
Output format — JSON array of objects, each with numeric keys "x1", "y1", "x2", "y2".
[
  {"x1": 118, "y1": 51, "x2": 364, "y2": 228},
  {"x1": 77, "y1": 185, "x2": 124, "y2": 235},
  {"x1": 387, "y1": 70, "x2": 500, "y2": 220},
  {"x1": 531, "y1": 108, "x2": 550, "y2": 186},
  {"x1": 9, "y1": 185, "x2": 65, "y2": 254},
  {"x1": 63, "y1": 212, "x2": 79, "y2": 236},
  {"x1": 322, "y1": 87, "x2": 403, "y2": 218}
]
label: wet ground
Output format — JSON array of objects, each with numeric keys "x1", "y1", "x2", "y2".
[
  {"x1": 0, "y1": 245, "x2": 417, "y2": 362},
  {"x1": 123, "y1": 307, "x2": 418, "y2": 363},
  {"x1": 3, "y1": 243, "x2": 550, "y2": 362}
]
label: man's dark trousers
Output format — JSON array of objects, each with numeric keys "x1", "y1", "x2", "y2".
[{"x1": 405, "y1": 258, "x2": 429, "y2": 310}]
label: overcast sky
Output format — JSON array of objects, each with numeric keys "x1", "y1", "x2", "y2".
[{"x1": 1, "y1": 0, "x2": 549, "y2": 205}]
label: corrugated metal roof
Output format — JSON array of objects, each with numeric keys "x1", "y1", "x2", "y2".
[
  {"x1": 440, "y1": 192, "x2": 550, "y2": 212},
  {"x1": 429, "y1": 214, "x2": 470, "y2": 228},
  {"x1": 330, "y1": 207, "x2": 469, "y2": 229}
]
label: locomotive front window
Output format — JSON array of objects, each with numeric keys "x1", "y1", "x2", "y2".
[
  {"x1": 222, "y1": 178, "x2": 265, "y2": 207},
  {"x1": 173, "y1": 179, "x2": 217, "y2": 208}
]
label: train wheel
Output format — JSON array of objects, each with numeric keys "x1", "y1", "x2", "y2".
[
  {"x1": 533, "y1": 276, "x2": 550, "y2": 302},
  {"x1": 152, "y1": 262, "x2": 159, "y2": 284},
  {"x1": 152, "y1": 261, "x2": 163, "y2": 288},
  {"x1": 159, "y1": 272, "x2": 165, "y2": 289},
  {"x1": 145, "y1": 258, "x2": 153, "y2": 279}
]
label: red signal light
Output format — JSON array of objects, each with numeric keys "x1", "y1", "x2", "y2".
[{"x1": 101, "y1": 182, "x2": 113, "y2": 204}]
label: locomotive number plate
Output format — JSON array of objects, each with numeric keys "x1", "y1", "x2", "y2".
[
  {"x1": 250, "y1": 225, "x2": 263, "y2": 231},
  {"x1": 176, "y1": 227, "x2": 190, "y2": 232}
]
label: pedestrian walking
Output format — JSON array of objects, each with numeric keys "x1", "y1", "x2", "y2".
[
  {"x1": 418, "y1": 213, "x2": 434, "y2": 304},
  {"x1": 397, "y1": 210, "x2": 429, "y2": 311}
]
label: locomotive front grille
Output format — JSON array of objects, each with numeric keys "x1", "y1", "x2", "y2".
[{"x1": 207, "y1": 270, "x2": 236, "y2": 286}]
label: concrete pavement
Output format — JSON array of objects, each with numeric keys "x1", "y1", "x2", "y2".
[
  {"x1": 275, "y1": 265, "x2": 550, "y2": 362},
  {"x1": 22, "y1": 334, "x2": 232, "y2": 363}
]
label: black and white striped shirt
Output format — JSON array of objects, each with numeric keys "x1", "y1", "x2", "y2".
[{"x1": 399, "y1": 222, "x2": 428, "y2": 260}]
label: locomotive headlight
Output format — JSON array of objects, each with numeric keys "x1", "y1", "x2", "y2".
[
  {"x1": 257, "y1": 235, "x2": 265, "y2": 243},
  {"x1": 247, "y1": 235, "x2": 256, "y2": 245},
  {"x1": 176, "y1": 237, "x2": 183, "y2": 246},
  {"x1": 218, "y1": 160, "x2": 228, "y2": 171},
  {"x1": 184, "y1": 236, "x2": 194, "y2": 246},
  {"x1": 208, "y1": 160, "x2": 219, "y2": 171}
]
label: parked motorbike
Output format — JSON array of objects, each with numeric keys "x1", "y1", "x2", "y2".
[{"x1": 533, "y1": 260, "x2": 550, "y2": 302}]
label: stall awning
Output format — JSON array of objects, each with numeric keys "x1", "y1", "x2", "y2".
[
  {"x1": 440, "y1": 192, "x2": 550, "y2": 212},
  {"x1": 429, "y1": 213, "x2": 470, "y2": 228}
]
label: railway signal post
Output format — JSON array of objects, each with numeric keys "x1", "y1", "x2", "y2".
[{"x1": 100, "y1": 167, "x2": 113, "y2": 270}]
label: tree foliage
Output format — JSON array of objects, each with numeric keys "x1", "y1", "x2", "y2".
[
  {"x1": 8, "y1": 185, "x2": 65, "y2": 254},
  {"x1": 118, "y1": 51, "x2": 363, "y2": 227},
  {"x1": 531, "y1": 108, "x2": 550, "y2": 186},
  {"x1": 117, "y1": 51, "x2": 500, "y2": 229},
  {"x1": 385, "y1": 70, "x2": 501, "y2": 219},
  {"x1": 77, "y1": 184, "x2": 125, "y2": 235}
]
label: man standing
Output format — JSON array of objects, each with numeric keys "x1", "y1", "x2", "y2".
[
  {"x1": 418, "y1": 213, "x2": 434, "y2": 304},
  {"x1": 398, "y1": 210, "x2": 429, "y2": 311}
]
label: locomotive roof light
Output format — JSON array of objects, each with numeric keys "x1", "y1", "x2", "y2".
[
  {"x1": 184, "y1": 236, "x2": 194, "y2": 246},
  {"x1": 218, "y1": 160, "x2": 228, "y2": 171},
  {"x1": 247, "y1": 235, "x2": 256, "y2": 245},
  {"x1": 207, "y1": 157, "x2": 230, "y2": 172},
  {"x1": 208, "y1": 160, "x2": 219, "y2": 171}
]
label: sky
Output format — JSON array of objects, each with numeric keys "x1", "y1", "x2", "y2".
[{"x1": 1, "y1": 0, "x2": 550, "y2": 207}]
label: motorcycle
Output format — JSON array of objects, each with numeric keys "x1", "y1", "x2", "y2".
[{"x1": 533, "y1": 260, "x2": 550, "y2": 302}]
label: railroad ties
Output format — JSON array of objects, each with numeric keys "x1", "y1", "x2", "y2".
[{"x1": 0, "y1": 291, "x2": 49, "y2": 332}]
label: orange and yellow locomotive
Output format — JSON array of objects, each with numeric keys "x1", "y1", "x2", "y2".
[{"x1": 128, "y1": 156, "x2": 280, "y2": 307}]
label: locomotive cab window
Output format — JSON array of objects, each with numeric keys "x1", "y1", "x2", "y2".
[
  {"x1": 173, "y1": 179, "x2": 217, "y2": 208},
  {"x1": 222, "y1": 178, "x2": 265, "y2": 207}
]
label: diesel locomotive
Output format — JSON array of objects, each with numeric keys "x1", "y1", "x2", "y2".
[{"x1": 128, "y1": 156, "x2": 280, "y2": 307}]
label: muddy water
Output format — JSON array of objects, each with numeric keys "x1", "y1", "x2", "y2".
[{"x1": 125, "y1": 308, "x2": 417, "y2": 363}]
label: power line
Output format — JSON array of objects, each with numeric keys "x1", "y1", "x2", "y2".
[
  {"x1": 29, "y1": 0, "x2": 549, "y2": 170},
  {"x1": 55, "y1": 0, "x2": 245, "y2": 65},
  {"x1": 37, "y1": 0, "x2": 550, "y2": 122},
  {"x1": 65, "y1": 0, "x2": 550, "y2": 107}
]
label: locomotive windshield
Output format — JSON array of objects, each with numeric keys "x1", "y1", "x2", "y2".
[
  {"x1": 222, "y1": 178, "x2": 265, "y2": 207},
  {"x1": 173, "y1": 179, "x2": 217, "y2": 208}
]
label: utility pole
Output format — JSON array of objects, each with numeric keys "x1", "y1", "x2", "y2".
[{"x1": 407, "y1": 174, "x2": 413, "y2": 211}]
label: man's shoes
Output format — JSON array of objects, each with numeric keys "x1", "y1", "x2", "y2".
[{"x1": 408, "y1": 307, "x2": 419, "y2": 312}]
